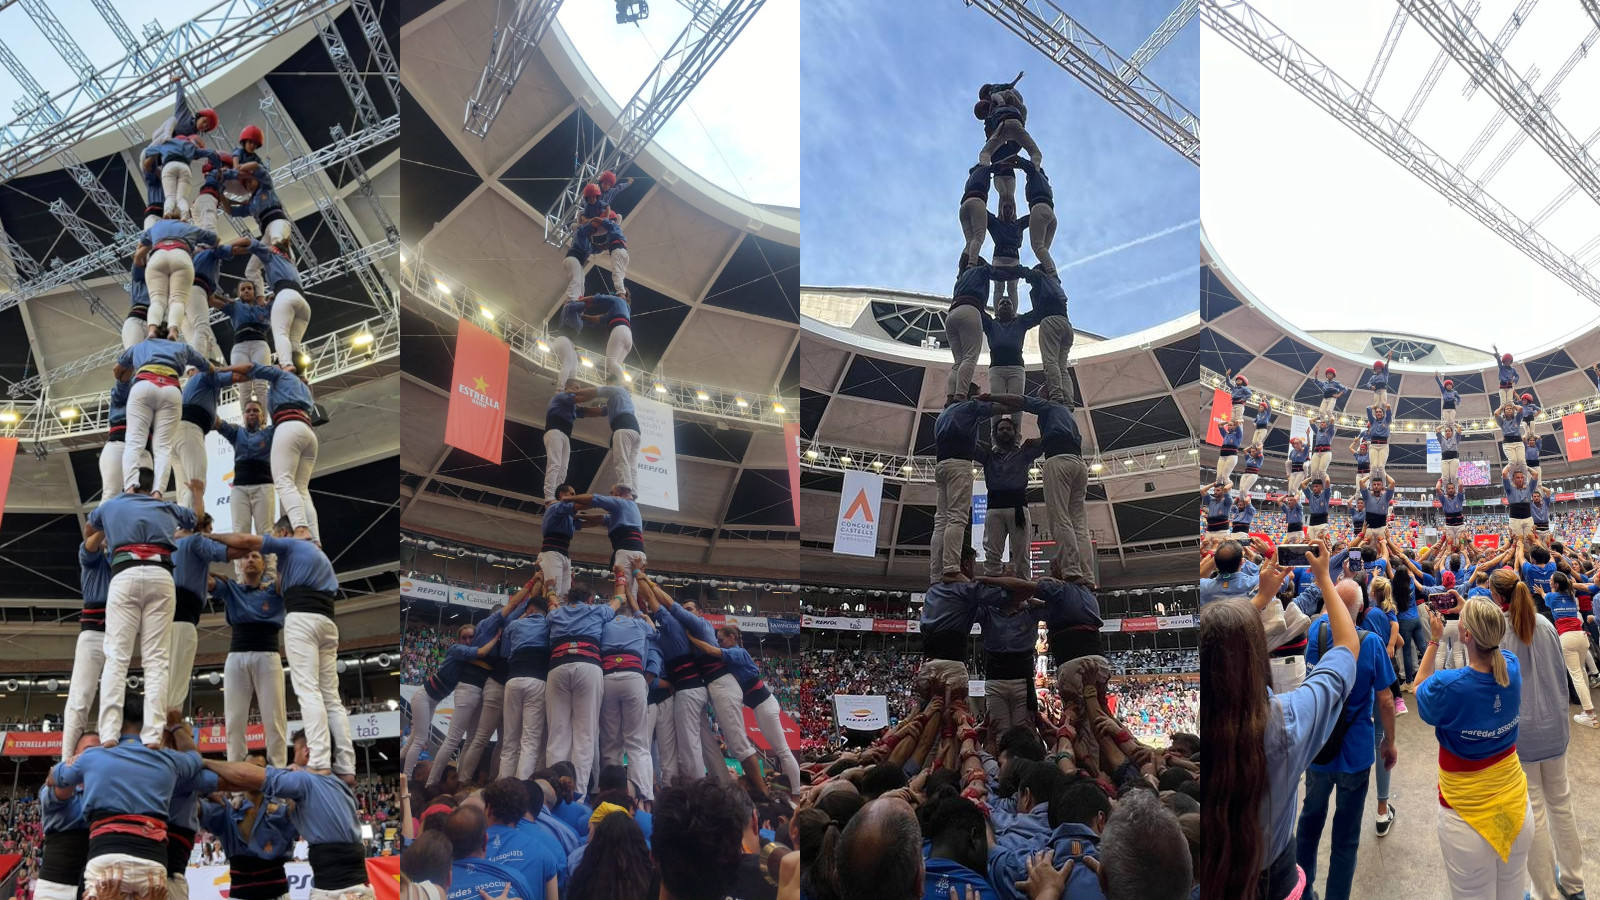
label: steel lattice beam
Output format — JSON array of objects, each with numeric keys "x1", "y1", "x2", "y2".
[
  {"x1": 1581, "y1": 0, "x2": 1599, "y2": 32},
  {"x1": 1460, "y1": 0, "x2": 1537, "y2": 100},
  {"x1": 1202, "y1": 0, "x2": 1600, "y2": 304},
  {"x1": 462, "y1": 0, "x2": 565, "y2": 139},
  {"x1": 1359, "y1": 7, "x2": 1407, "y2": 110},
  {"x1": 8, "y1": 239, "x2": 400, "y2": 398},
  {"x1": 89, "y1": 0, "x2": 152, "y2": 67},
  {"x1": 47, "y1": 200, "x2": 131, "y2": 293},
  {"x1": 315, "y1": 13, "x2": 381, "y2": 130},
  {"x1": 1401, "y1": 0, "x2": 1600, "y2": 209},
  {"x1": 1470, "y1": 28, "x2": 1594, "y2": 188},
  {"x1": 543, "y1": 0, "x2": 770, "y2": 245},
  {"x1": 801, "y1": 438, "x2": 1197, "y2": 485},
  {"x1": 965, "y1": 0, "x2": 1199, "y2": 165},
  {"x1": 0, "y1": 0, "x2": 342, "y2": 183},
  {"x1": 255, "y1": 87, "x2": 323, "y2": 271},
  {"x1": 1530, "y1": 124, "x2": 1600, "y2": 228},
  {"x1": 330, "y1": 124, "x2": 398, "y2": 244},
  {"x1": 1119, "y1": 0, "x2": 1198, "y2": 79},
  {"x1": 1398, "y1": 0, "x2": 1478, "y2": 129},
  {"x1": 349, "y1": 0, "x2": 399, "y2": 109},
  {"x1": 1456, "y1": 64, "x2": 1539, "y2": 172},
  {"x1": 0, "y1": 222, "x2": 117, "y2": 328},
  {"x1": 19, "y1": 0, "x2": 165, "y2": 146}
]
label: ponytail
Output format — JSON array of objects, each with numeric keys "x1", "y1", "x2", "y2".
[
  {"x1": 1553, "y1": 571, "x2": 1572, "y2": 594},
  {"x1": 1489, "y1": 568, "x2": 1536, "y2": 644}
]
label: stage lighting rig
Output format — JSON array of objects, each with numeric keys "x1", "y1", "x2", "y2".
[{"x1": 616, "y1": 0, "x2": 649, "y2": 23}]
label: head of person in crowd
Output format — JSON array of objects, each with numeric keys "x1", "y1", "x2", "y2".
[
  {"x1": 442, "y1": 805, "x2": 488, "y2": 861},
  {"x1": 1212, "y1": 540, "x2": 1245, "y2": 575},
  {"x1": 1016, "y1": 759, "x2": 1063, "y2": 815},
  {"x1": 243, "y1": 400, "x2": 264, "y2": 432},
  {"x1": 1461, "y1": 596, "x2": 1512, "y2": 686},
  {"x1": 548, "y1": 762, "x2": 579, "y2": 803},
  {"x1": 924, "y1": 795, "x2": 987, "y2": 879},
  {"x1": 569, "y1": 811, "x2": 655, "y2": 900},
  {"x1": 1530, "y1": 544, "x2": 1551, "y2": 566},
  {"x1": 832, "y1": 797, "x2": 922, "y2": 900},
  {"x1": 481, "y1": 779, "x2": 526, "y2": 828},
  {"x1": 1197, "y1": 596, "x2": 1269, "y2": 898},
  {"x1": 1051, "y1": 772, "x2": 1111, "y2": 834},
  {"x1": 858, "y1": 763, "x2": 908, "y2": 801},
  {"x1": 652, "y1": 781, "x2": 745, "y2": 900},
  {"x1": 1097, "y1": 789, "x2": 1192, "y2": 900},
  {"x1": 795, "y1": 789, "x2": 864, "y2": 900},
  {"x1": 400, "y1": 830, "x2": 453, "y2": 894},
  {"x1": 1488, "y1": 567, "x2": 1538, "y2": 648}
]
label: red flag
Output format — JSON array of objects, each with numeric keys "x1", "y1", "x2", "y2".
[
  {"x1": 0, "y1": 438, "x2": 16, "y2": 533},
  {"x1": 444, "y1": 319, "x2": 509, "y2": 465},
  {"x1": 784, "y1": 422, "x2": 801, "y2": 527},
  {"x1": 1205, "y1": 388, "x2": 1231, "y2": 445},
  {"x1": 1564, "y1": 412, "x2": 1591, "y2": 461},
  {"x1": 367, "y1": 855, "x2": 401, "y2": 900}
]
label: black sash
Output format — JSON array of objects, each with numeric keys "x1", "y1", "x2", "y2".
[
  {"x1": 611, "y1": 412, "x2": 640, "y2": 434},
  {"x1": 175, "y1": 587, "x2": 204, "y2": 625},
  {"x1": 922, "y1": 629, "x2": 968, "y2": 662},
  {"x1": 666, "y1": 655, "x2": 704, "y2": 690},
  {"x1": 283, "y1": 586, "x2": 335, "y2": 617},
  {"x1": 509, "y1": 646, "x2": 551, "y2": 680},
  {"x1": 985, "y1": 649, "x2": 1033, "y2": 680},
  {"x1": 38, "y1": 828, "x2": 89, "y2": 884},
  {"x1": 229, "y1": 853, "x2": 290, "y2": 900},
  {"x1": 306, "y1": 841, "x2": 367, "y2": 890},
  {"x1": 181, "y1": 404, "x2": 213, "y2": 432},
  {"x1": 230, "y1": 621, "x2": 281, "y2": 653},
  {"x1": 1048, "y1": 628, "x2": 1103, "y2": 669}
]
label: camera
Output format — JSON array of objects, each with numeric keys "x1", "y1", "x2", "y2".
[
  {"x1": 1276, "y1": 543, "x2": 1313, "y2": 568},
  {"x1": 1425, "y1": 591, "x2": 1460, "y2": 613}
]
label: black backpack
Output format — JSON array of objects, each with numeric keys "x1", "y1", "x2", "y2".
[{"x1": 1311, "y1": 618, "x2": 1367, "y2": 766}]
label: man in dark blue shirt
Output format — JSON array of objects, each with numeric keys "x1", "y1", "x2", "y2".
[
  {"x1": 933, "y1": 392, "x2": 1022, "y2": 581},
  {"x1": 977, "y1": 418, "x2": 1042, "y2": 577}
]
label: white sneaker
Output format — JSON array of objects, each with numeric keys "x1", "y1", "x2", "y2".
[{"x1": 1575, "y1": 712, "x2": 1600, "y2": 729}]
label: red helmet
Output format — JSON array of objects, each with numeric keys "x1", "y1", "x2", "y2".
[
  {"x1": 1373, "y1": 359, "x2": 1385, "y2": 369},
  {"x1": 238, "y1": 124, "x2": 264, "y2": 147},
  {"x1": 1502, "y1": 353, "x2": 1513, "y2": 363},
  {"x1": 582, "y1": 184, "x2": 602, "y2": 199},
  {"x1": 1290, "y1": 436, "x2": 1303, "y2": 444},
  {"x1": 1442, "y1": 379, "x2": 1453, "y2": 388},
  {"x1": 1522, "y1": 393, "x2": 1533, "y2": 403},
  {"x1": 1324, "y1": 367, "x2": 1336, "y2": 376},
  {"x1": 1234, "y1": 375, "x2": 1248, "y2": 385},
  {"x1": 599, "y1": 171, "x2": 617, "y2": 188},
  {"x1": 196, "y1": 108, "x2": 218, "y2": 130},
  {"x1": 202, "y1": 153, "x2": 234, "y2": 174}
]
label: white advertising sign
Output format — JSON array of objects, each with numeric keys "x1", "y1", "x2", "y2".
[
  {"x1": 632, "y1": 394, "x2": 680, "y2": 511},
  {"x1": 1290, "y1": 414, "x2": 1310, "y2": 445},
  {"x1": 1426, "y1": 435, "x2": 1441, "y2": 474},
  {"x1": 187, "y1": 863, "x2": 315, "y2": 900},
  {"x1": 204, "y1": 401, "x2": 241, "y2": 524},
  {"x1": 833, "y1": 695, "x2": 889, "y2": 731},
  {"x1": 399, "y1": 579, "x2": 504, "y2": 609},
  {"x1": 833, "y1": 470, "x2": 884, "y2": 557}
]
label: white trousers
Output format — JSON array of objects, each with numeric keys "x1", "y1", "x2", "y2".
[
  {"x1": 1370, "y1": 443, "x2": 1390, "y2": 474},
  {"x1": 180, "y1": 286, "x2": 221, "y2": 362},
  {"x1": 501, "y1": 675, "x2": 548, "y2": 780},
  {"x1": 225, "y1": 649, "x2": 288, "y2": 766},
  {"x1": 271, "y1": 420, "x2": 319, "y2": 540},
  {"x1": 1504, "y1": 441, "x2": 1527, "y2": 467},
  {"x1": 458, "y1": 678, "x2": 504, "y2": 783},
  {"x1": 1511, "y1": 518, "x2": 1535, "y2": 537},
  {"x1": 611, "y1": 428, "x2": 640, "y2": 491},
  {"x1": 1287, "y1": 470, "x2": 1306, "y2": 495},
  {"x1": 1437, "y1": 798, "x2": 1531, "y2": 900},
  {"x1": 193, "y1": 193, "x2": 218, "y2": 233},
  {"x1": 100, "y1": 566, "x2": 175, "y2": 745},
  {"x1": 649, "y1": 695, "x2": 678, "y2": 789},
  {"x1": 1560, "y1": 630, "x2": 1593, "y2": 711},
  {"x1": 945, "y1": 305, "x2": 983, "y2": 398},
  {"x1": 982, "y1": 506, "x2": 1027, "y2": 577},
  {"x1": 125, "y1": 380, "x2": 181, "y2": 493},
  {"x1": 172, "y1": 421, "x2": 207, "y2": 511},
  {"x1": 1043, "y1": 454, "x2": 1092, "y2": 582},
  {"x1": 146, "y1": 249, "x2": 194, "y2": 329},
  {"x1": 427, "y1": 681, "x2": 482, "y2": 785},
  {"x1": 232, "y1": 483, "x2": 276, "y2": 538},
  {"x1": 284, "y1": 611, "x2": 354, "y2": 775},
  {"x1": 1216, "y1": 454, "x2": 1238, "y2": 485},
  {"x1": 1443, "y1": 407, "x2": 1457, "y2": 426},
  {"x1": 977, "y1": 119, "x2": 1041, "y2": 166},
  {"x1": 536, "y1": 551, "x2": 572, "y2": 600},
  {"x1": 1038, "y1": 315, "x2": 1073, "y2": 405},
  {"x1": 563, "y1": 256, "x2": 584, "y2": 302},
  {"x1": 673, "y1": 685, "x2": 709, "y2": 781},
  {"x1": 61, "y1": 630, "x2": 105, "y2": 757},
  {"x1": 232, "y1": 339, "x2": 272, "y2": 407},
  {"x1": 1523, "y1": 754, "x2": 1584, "y2": 900},
  {"x1": 551, "y1": 336, "x2": 578, "y2": 387},
  {"x1": 34, "y1": 879, "x2": 77, "y2": 900},
  {"x1": 101, "y1": 442, "x2": 151, "y2": 503},
  {"x1": 600, "y1": 671, "x2": 653, "y2": 800},
  {"x1": 609, "y1": 248, "x2": 629, "y2": 295},
  {"x1": 545, "y1": 664, "x2": 603, "y2": 799},
  {"x1": 271, "y1": 289, "x2": 311, "y2": 369},
  {"x1": 1442, "y1": 457, "x2": 1460, "y2": 485},
  {"x1": 706, "y1": 673, "x2": 754, "y2": 762},
  {"x1": 612, "y1": 549, "x2": 647, "y2": 605},
  {"x1": 122, "y1": 316, "x2": 147, "y2": 350},
  {"x1": 959, "y1": 197, "x2": 987, "y2": 263},
  {"x1": 987, "y1": 366, "x2": 1025, "y2": 415},
  {"x1": 1239, "y1": 473, "x2": 1259, "y2": 496},
  {"x1": 1029, "y1": 202, "x2": 1057, "y2": 273},
  {"x1": 1310, "y1": 451, "x2": 1332, "y2": 480},
  {"x1": 402, "y1": 689, "x2": 440, "y2": 779},
  {"x1": 84, "y1": 852, "x2": 168, "y2": 900},
  {"x1": 161, "y1": 161, "x2": 193, "y2": 218},
  {"x1": 1270, "y1": 655, "x2": 1305, "y2": 695},
  {"x1": 750, "y1": 694, "x2": 801, "y2": 792},
  {"x1": 166, "y1": 621, "x2": 198, "y2": 710},
  {"x1": 932, "y1": 459, "x2": 974, "y2": 579},
  {"x1": 605, "y1": 324, "x2": 633, "y2": 376}
]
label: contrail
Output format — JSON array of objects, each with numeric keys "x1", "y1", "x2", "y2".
[
  {"x1": 1100, "y1": 264, "x2": 1200, "y2": 301},
  {"x1": 1062, "y1": 218, "x2": 1199, "y2": 271}
]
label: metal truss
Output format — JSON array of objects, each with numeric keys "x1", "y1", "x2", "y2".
[
  {"x1": 1401, "y1": 0, "x2": 1600, "y2": 209},
  {"x1": 1196, "y1": 368, "x2": 1590, "y2": 439},
  {"x1": 1460, "y1": 0, "x2": 1537, "y2": 100},
  {"x1": 89, "y1": 0, "x2": 155, "y2": 69},
  {"x1": 330, "y1": 124, "x2": 399, "y2": 245},
  {"x1": 1203, "y1": 0, "x2": 1600, "y2": 305},
  {"x1": 1456, "y1": 63, "x2": 1540, "y2": 172},
  {"x1": 1582, "y1": 0, "x2": 1599, "y2": 33},
  {"x1": 1359, "y1": 7, "x2": 1407, "y2": 111},
  {"x1": 542, "y1": 0, "x2": 768, "y2": 245},
  {"x1": 1469, "y1": 27, "x2": 1597, "y2": 190},
  {"x1": 0, "y1": 0, "x2": 344, "y2": 182},
  {"x1": 7, "y1": 238, "x2": 399, "y2": 398},
  {"x1": 1398, "y1": 0, "x2": 1476, "y2": 128},
  {"x1": 17, "y1": 0, "x2": 146, "y2": 146},
  {"x1": 1119, "y1": 0, "x2": 1198, "y2": 79},
  {"x1": 0, "y1": 313, "x2": 398, "y2": 444},
  {"x1": 966, "y1": 0, "x2": 1199, "y2": 165},
  {"x1": 349, "y1": 0, "x2": 400, "y2": 109},
  {"x1": 255, "y1": 89, "x2": 323, "y2": 270},
  {"x1": 47, "y1": 201, "x2": 131, "y2": 291},
  {"x1": 0, "y1": 222, "x2": 118, "y2": 328},
  {"x1": 315, "y1": 12, "x2": 381, "y2": 130},
  {"x1": 800, "y1": 437, "x2": 1199, "y2": 485},
  {"x1": 401, "y1": 250, "x2": 796, "y2": 426},
  {"x1": 1530, "y1": 124, "x2": 1600, "y2": 228},
  {"x1": 462, "y1": 0, "x2": 564, "y2": 139},
  {"x1": 278, "y1": 114, "x2": 398, "y2": 185}
]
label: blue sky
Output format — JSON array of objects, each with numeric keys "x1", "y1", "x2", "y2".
[{"x1": 800, "y1": 0, "x2": 1199, "y2": 338}]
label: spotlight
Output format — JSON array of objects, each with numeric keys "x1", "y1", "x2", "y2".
[
  {"x1": 1188, "y1": 448, "x2": 1198, "y2": 455},
  {"x1": 580, "y1": 357, "x2": 594, "y2": 368},
  {"x1": 536, "y1": 341, "x2": 550, "y2": 352},
  {"x1": 352, "y1": 332, "x2": 373, "y2": 347},
  {"x1": 901, "y1": 464, "x2": 913, "y2": 473},
  {"x1": 695, "y1": 390, "x2": 710, "y2": 401},
  {"x1": 0, "y1": 409, "x2": 16, "y2": 424},
  {"x1": 839, "y1": 455, "x2": 853, "y2": 465},
  {"x1": 1090, "y1": 462, "x2": 1103, "y2": 472},
  {"x1": 623, "y1": 372, "x2": 633, "y2": 383},
  {"x1": 1028, "y1": 467, "x2": 1040, "y2": 477},
  {"x1": 58, "y1": 407, "x2": 78, "y2": 420},
  {"x1": 387, "y1": 699, "x2": 399, "y2": 711},
  {"x1": 653, "y1": 382, "x2": 666, "y2": 394},
  {"x1": 735, "y1": 396, "x2": 749, "y2": 408},
  {"x1": 772, "y1": 402, "x2": 786, "y2": 413},
  {"x1": 870, "y1": 460, "x2": 883, "y2": 471},
  {"x1": 435, "y1": 279, "x2": 451, "y2": 294},
  {"x1": 479, "y1": 306, "x2": 496, "y2": 321},
  {"x1": 208, "y1": 672, "x2": 221, "y2": 686},
  {"x1": 804, "y1": 449, "x2": 818, "y2": 460}
]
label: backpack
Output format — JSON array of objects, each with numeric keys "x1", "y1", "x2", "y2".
[{"x1": 1311, "y1": 618, "x2": 1367, "y2": 766}]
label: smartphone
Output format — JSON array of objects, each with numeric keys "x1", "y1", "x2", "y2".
[{"x1": 1277, "y1": 544, "x2": 1313, "y2": 568}]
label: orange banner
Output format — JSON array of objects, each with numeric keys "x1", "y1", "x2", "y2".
[
  {"x1": 444, "y1": 319, "x2": 510, "y2": 465},
  {"x1": 0, "y1": 438, "x2": 16, "y2": 533},
  {"x1": 4, "y1": 724, "x2": 280, "y2": 756},
  {"x1": 784, "y1": 422, "x2": 801, "y2": 527},
  {"x1": 1564, "y1": 412, "x2": 1591, "y2": 462},
  {"x1": 1205, "y1": 388, "x2": 1231, "y2": 445}
]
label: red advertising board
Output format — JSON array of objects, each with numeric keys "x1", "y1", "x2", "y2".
[
  {"x1": 1564, "y1": 412, "x2": 1591, "y2": 462},
  {"x1": 1121, "y1": 616, "x2": 1159, "y2": 632},
  {"x1": 872, "y1": 619, "x2": 910, "y2": 633},
  {"x1": 3, "y1": 723, "x2": 278, "y2": 757},
  {"x1": 1473, "y1": 534, "x2": 1501, "y2": 550},
  {"x1": 742, "y1": 707, "x2": 801, "y2": 751}
]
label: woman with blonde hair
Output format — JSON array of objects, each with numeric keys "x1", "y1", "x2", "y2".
[
  {"x1": 1416, "y1": 595, "x2": 1530, "y2": 898},
  {"x1": 1367, "y1": 574, "x2": 1402, "y2": 832},
  {"x1": 1488, "y1": 567, "x2": 1587, "y2": 899}
]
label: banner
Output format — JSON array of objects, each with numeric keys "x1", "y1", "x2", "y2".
[
  {"x1": 833, "y1": 470, "x2": 883, "y2": 557},
  {"x1": 2, "y1": 712, "x2": 401, "y2": 757},
  {"x1": 1565, "y1": 412, "x2": 1592, "y2": 462},
  {"x1": 1289, "y1": 414, "x2": 1310, "y2": 447},
  {"x1": 1205, "y1": 389, "x2": 1231, "y2": 445},
  {"x1": 968, "y1": 680, "x2": 986, "y2": 698},
  {"x1": 832, "y1": 695, "x2": 888, "y2": 731},
  {"x1": 203, "y1": 400, "x2": 241, "y2": 524},
  {"x1": 0, "y1": 438, "x2": 15, "y2": 532},
  {"x1": 784, "y1": 422, "x2": 802, "y2": 526},
  {"x1": 1473, "y1": 534, "x2": 1501, "y2": 550},
  {"x1": 631, "y1": 394, "x2": 679, "y2": 511},
  {"x1": 399, "y1": 578, "x2": 502, "y2": 609},
  {"x1": 1157, "y1": 614, "x2": 1197, "y2": 629},
  {"x1": 1121, "y1": 616, "x2": 1160, "y2": 632},
  {"x1": 444, "y1": 318, "x2": 509, "y2": 464},
  {"x1": 970, "y1": 481, "x2": 987, "y2": 554},
  {"x1": 1426, "y1": 435, "x2": 1440, "y2": 473},
  {"x1": 186, "y1": 861, "x2": 399, "y2": 900},
  {"x1": 741, "y1": 706, "x2": 800, "y2": 751}
]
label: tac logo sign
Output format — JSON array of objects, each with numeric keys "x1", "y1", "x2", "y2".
[
  {"x1": 458, "y1": 374, "x2": 502, "y2": 411},
  {"x1": 842, "y1": 489, "x2": 874, "y2": 522},
  {"x1": 833, "y1": 471, "x2": 883, "y2": 557}
]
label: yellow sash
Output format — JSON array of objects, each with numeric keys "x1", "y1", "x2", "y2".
[
  {"x1": 137, "y1": 364, "x2": 179, "y2": 378},
  {"x1": 1437, "y1": 751, "x2": 1527, "y2": 861}
]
